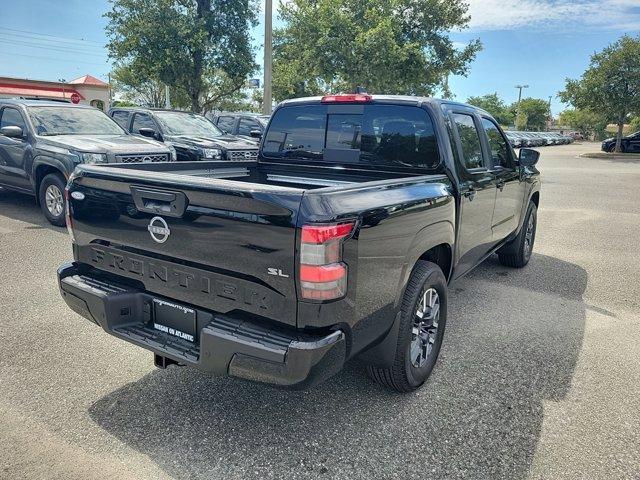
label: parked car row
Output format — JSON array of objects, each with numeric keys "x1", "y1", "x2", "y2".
[
  {"x1": 0, "y1": 99, "x2": 261, "y2": 226},
  {"x1": 504, "y1": 131, "x2": 574, "y2": 148}
]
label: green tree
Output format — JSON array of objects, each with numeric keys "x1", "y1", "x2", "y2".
[
  {"x1": 559, "y1": 35, "x2": 640, "y2": 152},
  {"x1": 273, "y1": 0, "x2": 481, "y2": 101},
  {"x1": 629, "y1": 116, "x2": 640, "y2": 133},
  {"x1": 467, "y1": 93, "x2": 514, "y2": 126},
  {"x1": 558, "y1": 108, "x2": 608, "y2": 140},
  {"x1": 106, "y1": 0, "x2": 258, "y2": 112},
  {"x1": 511, "y1": 98, "x2": 549, "y2": 131}
]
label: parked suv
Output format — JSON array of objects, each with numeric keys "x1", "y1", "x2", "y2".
[
  {"x1": 210, "y1": 112, "x2": 270, "y2": 140},
  {"x1": 110, "y1": 108, "x2": 259, "y2": 162},
  {"x1": 0, "y1": 100, "x2": 173, "y2": 226}
]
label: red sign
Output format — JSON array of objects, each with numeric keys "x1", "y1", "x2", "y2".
[{"x1": 70, "y1": 92, "x2": 80, "y2": 104}]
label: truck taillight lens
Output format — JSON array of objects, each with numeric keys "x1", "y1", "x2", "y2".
[{"x1": 299, "y1": 222, "x2": 355, "y2": 301}]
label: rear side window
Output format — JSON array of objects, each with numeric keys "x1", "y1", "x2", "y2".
[
  {"x1": 0, "y1": 107, "x2": 27, "y2": 131},
  {"x1": 263, "y1": 104, "x2": 440, "y2": 170},
  {"x1": 111, "y1": 111, "x2": 130, "y2": 130},
  {"x1": 452, "y1": 113, "x2": 483, "y2": 170},
  {"x1": 216, "y1": 116, "x2": 235, "y2": 133}
]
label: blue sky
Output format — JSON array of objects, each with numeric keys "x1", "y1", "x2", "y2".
[{"x1": 1, "y1": 0, "x2": 639, "y2": 115}]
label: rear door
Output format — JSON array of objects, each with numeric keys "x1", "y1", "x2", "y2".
[
  {"x1": 448, "y1": 110, "x2": 497, "y2": 276},
  {"x1": 0, "y1": 106, "x2": 31, "y2": 190},
  {"x1": 480, "y1": 117, "x2": 526, "y2": 241},
  {"x1": 69, "y1": 170, "x2": 303, "y2": 326}
]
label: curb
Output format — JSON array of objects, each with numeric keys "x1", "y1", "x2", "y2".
[{"x1": 579, "y1": 152, "x2": 640, "y2": 160}]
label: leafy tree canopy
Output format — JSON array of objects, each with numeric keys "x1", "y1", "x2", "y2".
[
  {"x1": 511, "y1": 98, "x2": 549, "y2": 131},
  {"x1": 273, "y1": 0, "x2": 481, "y2": 101},
  {"x1": 559, "y1": 35, "x2": 640, "y2": 151},
  {"x1": 467, "y1": 93, "x2": 514, "y2": 126},
  {"x1": 558, "y1": 108, "x2": 608, "y2": 140},
  {"x1": 106, "y1": 0, "x2": 258, "y2": 112}
]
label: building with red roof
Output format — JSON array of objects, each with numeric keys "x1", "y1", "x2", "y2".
[{"x1": 0, "y1": 74, "x2": 110, "y2": 111}]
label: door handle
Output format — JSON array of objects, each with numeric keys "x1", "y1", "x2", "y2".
[{"x1": 463, "y1": 186, "x2": 476, "y2": 201}]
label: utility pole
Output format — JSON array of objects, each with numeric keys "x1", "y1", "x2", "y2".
[
  {"x1": 165, "y1": 85, "x2": 171, "y2": 109},
  {"x1": 263, "y1": 0, "x2": 273, "y2": 115}
]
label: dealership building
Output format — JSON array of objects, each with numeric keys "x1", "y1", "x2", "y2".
[{"x1": 0, "y1": 74, "x2": 109, "y2": 111}]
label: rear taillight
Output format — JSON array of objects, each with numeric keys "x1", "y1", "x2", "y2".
[
  {"x1": 64, "y1": 187, "x2": 74, "y2": 241},
  {"x1": 299, "y1": 221, "x2": 355, "y2": 301}
]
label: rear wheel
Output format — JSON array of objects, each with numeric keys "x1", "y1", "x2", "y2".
[
  {"x1": 498, "y1": 202, "x2": 537, "y2": 268},
  {"x1": 39, "y1": 173, "x2": 67, "y2": 226},
  {"x1": 367, "y1": 261, "x2": 447, "y2": 393}
]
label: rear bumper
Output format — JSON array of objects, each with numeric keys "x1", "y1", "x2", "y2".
[{"x1": 58, "y1": 262, "x2": 346, "y2": 388}]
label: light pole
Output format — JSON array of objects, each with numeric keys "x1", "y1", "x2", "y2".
[
  {"x1": 263, "y1": 0, "x2": 273, "y2": 115},
  {"x1": 515, "y1": 84, "x2": 529, "y2": 110},
  {"x1": 515, "y1": 84, "x2": 529, "y2": 127}
]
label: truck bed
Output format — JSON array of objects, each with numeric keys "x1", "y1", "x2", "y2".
[{"x1": 92, "y1": 160, "x2": 432, "y2": 191}]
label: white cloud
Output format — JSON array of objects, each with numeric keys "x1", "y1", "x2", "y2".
[{"x1": 464, "y1": 0, "x2": 640, "y2": 31}]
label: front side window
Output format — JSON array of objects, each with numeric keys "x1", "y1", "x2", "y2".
[
  {"x1": 131, "y1": 113, "x2": 157, "y2": 135},
  {"x1": 28, "y1": 107, "x2": 124, "y2": 136},
  {"x1": 0, "y1": 108, "x2": 27, "y2": 131},
  {"x1": 482, "y1": 118, "x2": 512, "y2": 168},
  {"x1": 452, "y1": 113, "x2": 484, "y2": 170},
  {"x1": 263, "y1": 104, "x2": 440, "y2": 170},
  {"x1": 216, "y1": 116, "x2": 235, "y2": 133},
  {"x1": 111, "y1": 111, "x2": 130, "y2": 129},
  {"x1": 238, "y1": 118, "x2": 260, "y2": 136}
]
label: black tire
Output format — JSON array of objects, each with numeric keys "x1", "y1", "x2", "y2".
[
  {"x1": 38, "y1": 172, "x2": 67, "y2": 226},
  {"x1": 367, "y1": 261, "x2": 447, "y2": 393},
  {"x1": 498, "y1": 202, "x2": 537, "y2": 268}
]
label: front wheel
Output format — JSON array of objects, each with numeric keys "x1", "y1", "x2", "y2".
[
  {"x1": 367, "y1": 261, "x2": 447, "y2": 393},
  {"x1": 39, "y1": 173, "x2": 67, "y2": 226}
]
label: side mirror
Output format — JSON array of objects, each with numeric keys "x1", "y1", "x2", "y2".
[
  {"x1": 0, "y1": 125, "x2": 24, "y2": 138},
  {"x1": 519, "y1": 148, "x2": 540, "y2": 167},
  {"x1": 249, "y1": 129, "x2": 262, "y2": 139},
  {"x1": 138, "y1": 128, "x2": 157, "y2": 139}
]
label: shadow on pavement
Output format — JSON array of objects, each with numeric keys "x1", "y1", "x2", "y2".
[
  {"x1": 0, "y1": 188, "x2": 63, "y2": 232},
  {"x1": 88, "y1": 253, "x2": 587, "y2": 479}
]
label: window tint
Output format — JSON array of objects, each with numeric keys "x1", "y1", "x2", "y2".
[
  {"x1": 238, "y1": 118, "x2": 260, "y2": 136},
  {"x1": 263, "y1": 104, "x2": 439, "y2": 169},
  {"x1": 216, "y1": 116, "x2": 235, "y2": 133},
  {"x1": 452, "y1": 113, "x2": 484, "y2": 169},
  {"x1": 131, "y1": 113, "x2": 156, "y2": 134},
  {"x1": 111, "y1": 111, "x2": 130, "y2": 129},
  {"x1": 1, "y1": 108, "x2": 27, "y2": 131},
  {"x1": 482, "y1": 118, "x2": 511, "y2": 168}
]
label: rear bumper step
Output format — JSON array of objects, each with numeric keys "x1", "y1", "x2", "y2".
[{"x1": 58, "y1": 262, "x2": 346, "y2": 388}]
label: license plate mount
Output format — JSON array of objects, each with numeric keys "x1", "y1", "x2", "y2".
[{"x1": 152, "y1": 298, "x2": 197, "y2": 343}]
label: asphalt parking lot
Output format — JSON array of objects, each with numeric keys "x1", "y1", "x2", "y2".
[{"x1": 1, "y1": 142, "x2": 638, "y2": 480}]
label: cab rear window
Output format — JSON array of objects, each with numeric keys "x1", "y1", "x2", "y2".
[{"x1": 262, "y1": 104, "x2": 440, "y2": 170}]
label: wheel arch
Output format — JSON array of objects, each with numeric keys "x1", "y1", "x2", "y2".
[{"x1": 32, "y1": 157, "x2": 67, "y2": 204}]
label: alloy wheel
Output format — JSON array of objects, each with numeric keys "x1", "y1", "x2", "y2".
[
  {"x1": 410, "y1": 287, "x2": 440, "y2": 368},
  {"x1": 45, "y1": 184, "x2": 64, "y2": 217}
]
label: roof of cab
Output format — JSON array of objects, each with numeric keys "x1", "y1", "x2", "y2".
[{"x1": 277, "y1": 94, "x2": 491, "y2": 116}]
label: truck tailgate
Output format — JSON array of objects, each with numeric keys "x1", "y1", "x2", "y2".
[{"x1": 68, "y1": 166, "x2": 303, "y2": 326}]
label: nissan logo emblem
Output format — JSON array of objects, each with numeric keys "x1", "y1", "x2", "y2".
[
  {"x1": 148, "y1": 216, "x2": 170, "y2": 243},
  {"x1": 142, "y1": 156, "x2": 153, "y2": 163},
  {"x1": 244, "y1": 152, "x2": 252, "y2": 159}
]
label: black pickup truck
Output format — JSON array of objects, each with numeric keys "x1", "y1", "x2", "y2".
[{"x1": 58, "y1": 94, "x2": 540, "y2": 392}]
